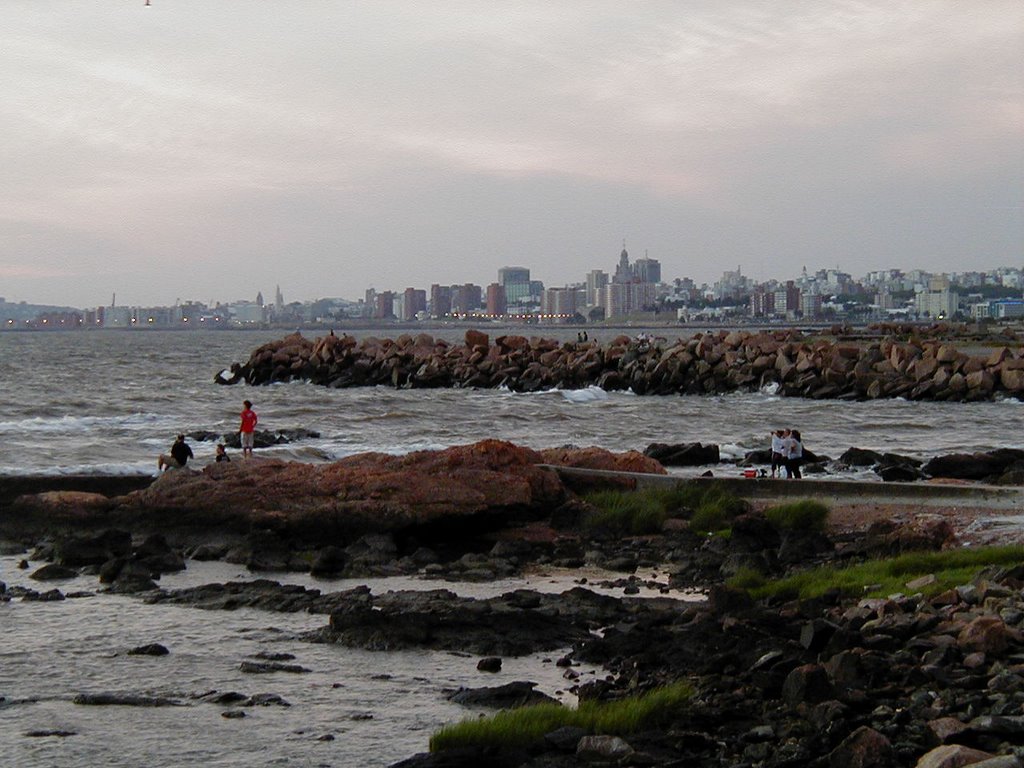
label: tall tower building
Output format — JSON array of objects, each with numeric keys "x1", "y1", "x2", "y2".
[
  {"x1": 498, "y1": 266, "x2": 531, "y2": 304},
  {"x1": 612, "y1": 244, "x2": 633, "y2": 284},
  {"x1": 633, "y1": 256, "x2": 661, "y2": 284},
  {"x1": 486, "y1": 283, "x2": 507, "y2": 316},
  {"x1": 586, "y1": 270, "x2": 608, "y2": 306}
]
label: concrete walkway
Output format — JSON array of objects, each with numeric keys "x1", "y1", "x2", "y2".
[{"x1": 540, "y1": 465, "x2": 1024, "y2": 511}]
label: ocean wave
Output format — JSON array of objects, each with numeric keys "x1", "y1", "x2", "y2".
[
  {"x1": 0, "y1": 412, "x2": 177, "y2": 435},
  {"x1": 0, "y1": 461, "x2": 157, "y2": 478},
  {"x1": 558, "y1": 386, "x2": 610, "y2": 404},
  {"x1": 718, "y1": 443, "x2": 748, "y2": 461}
]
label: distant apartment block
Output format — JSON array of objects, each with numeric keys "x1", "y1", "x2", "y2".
[
  {"x1": 915, "y1": 277, "x2": 959, "y2": 319},
  {"x1": 486, "y1": 283, "x2": 507, "y2": 316},
  {"x1": 541, "y1": 287, "x2": 576, "y2": 320}
]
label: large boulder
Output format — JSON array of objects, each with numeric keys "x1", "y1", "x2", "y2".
[
  {"x1": 15, "y1": 441, "x2": 569, "y2": 545},
  {"x1": 538, "y1": 447, "x2": 666, "y2": 475},
  {"x1": 923, "y1": 449, "x2": 1024, "y2": 481},
  {"x1": 644, "y1": 442, "x2": 720, "y2": 466}
]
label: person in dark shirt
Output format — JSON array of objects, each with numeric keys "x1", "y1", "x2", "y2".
[
  {"x1": 158, "y1": 434, "x2": 194, "y2": 471},
  {"x1": 215, "y1": 444, "x2": 230, "y2": 463}
]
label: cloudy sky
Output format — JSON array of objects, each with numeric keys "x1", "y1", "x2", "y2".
[{"x1": 1, "y1": 1, "x2": 1021, "y2": 307}]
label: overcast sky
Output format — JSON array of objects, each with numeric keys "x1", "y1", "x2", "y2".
[{"x1": 1, "y1": 1, "x2": 1021, "y2": 307}]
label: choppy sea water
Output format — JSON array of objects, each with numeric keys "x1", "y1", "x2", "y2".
[
  {"x1": 1, "y1": 328, "x2": 1021, "y2": 477},
  {"x1": 1, "y1": 328, "x2": 1022, "y2": 765}
]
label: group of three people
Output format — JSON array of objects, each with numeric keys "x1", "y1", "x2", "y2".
[
  {"x1": 770, "y1": 428, "x2": 804, "y2": 479},
  {"x1": 158, "y1": 400, "x2": 258, "y2": 471}
]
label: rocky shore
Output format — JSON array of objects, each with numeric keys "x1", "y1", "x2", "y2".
[
  {"x1": 3, "y1": 441, "x2": 1024, "y2": 767},
  {"x1": 216, "y1": 328, "x2": 1024, "y2": 401}
]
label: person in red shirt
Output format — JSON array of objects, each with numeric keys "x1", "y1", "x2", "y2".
[{"x1": 239, "y1": 400, "x2": 258, "y2": 458}]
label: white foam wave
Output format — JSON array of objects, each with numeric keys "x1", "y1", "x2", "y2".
[
  {"x1": 718, "y1": 443, "x2": 748, "y2": 461},
  {"x1": 0, "y1": 461, "x2": 157, "y2": 478},
  {"x1": 0, "y1": 412, "x2": 175, "y2": 435},
  {"x1": 558, "y1": 386, "x2": 610, "y2": 404}
]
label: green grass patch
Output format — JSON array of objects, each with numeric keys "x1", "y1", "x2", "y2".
[
  {"x1": 582, "y1": 482, "x2": 747, "y2": 536},
  {"x1": 429, "y1": 682, "x2": 693, "y2": 752},
  {"x1": 763, "y1": 500, "x2": 830, "y2": 533},
  {"x1": 582, "y1": 489, "x2": 669, "y2": 535},
  {"x1": 732, "y1": 545, "x2": 1024, "y2": 601}
]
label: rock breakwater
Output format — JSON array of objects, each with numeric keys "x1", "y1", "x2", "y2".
[{"x1": 218, "y1": 329, "x2": 1024, "y2": 401}]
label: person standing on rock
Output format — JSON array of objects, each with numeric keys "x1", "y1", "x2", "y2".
[
  {"x1": 239, "y1": 400, "x2": 258, "y2": 458},
  {"x1": 770, "y1": 430, "x2": 786, "y2": 478},
  {"x1": 786, "y1": 429, "x2": 803, "y2": 479},
  {"x1": 158, "y1": 434, "x2": 193, "y2": 471}
]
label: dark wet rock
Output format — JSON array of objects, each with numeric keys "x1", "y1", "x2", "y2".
[
  {"x1": 188, "y1": 543, "x2": 229, "y2": 561},
  {"x1": 828, "y1": 726, "x2": 897, "y2": 768},
  {"x1": 878, "y1": 463, "x2": 928, "y2": 482},
  {"x1": 577, "y1": 735, "x2": 634, "y2": 761},
  {"x1": 221, "y1": 428, "x2": 318, "y2": 449},
  {"x1": 447, "y1": 681, "x2": 557, "y2": 709},
  {"x1": 221, "y1": 710, "x2": 246, "y2": 719},
  {"x1": 923, "y1": 449, "x2": 1024, "y2": 481},
  {"x1": 227, "y1": 529, "x2": 297, "y2": 572},
  {"x1": 252, "y1": 652, "x2": 296, "y2": 661},
  {"x1": 29, "y1": 563, "x2": 78, "y2": 581},
  {"x1": 18, "y1": 560, "x2": 29, "y2": 570},
  {"x1": 202, "y1": 691, "x2": 248, "y2": 704},
  {"x1": 106, "y1": 561, "x2": 158, "y2": 593},
  {"x1": 73, "y1": 693, "x2": 180, "y2": 707},
  {"x1": 390, "y1": 746, "x2": 528, "y2": 768},
  {"x1": 644, "y1": 441, "x2": 720, "y2": 466},
  {"x1": 476, "y1": 657, "x2": 502, "y2": 673},
  {"x1": 242, "y1": 693, "x2": 290, "y2": 707},
  {"x1": 22, "y1": 588, "x2": 65, "y2": 602},
  {"x1": 239, "y1": 661, "x2": 311, "y2": 674},
  {"x1": 55, "y1": 529, "x2": 132, "y2": 567},
  {"x1": 839, "y1": 447, "x2": 888, "y2": 466},
  {"x1": 310, "y1": 545, "x2": 347, "y2": 577},
  {"x1": 127, "y1": 643, "x2": 169, "y2": 656},
  {"x1": 544, "y1": 725, "x2": 588, "y2": 752},
  {"x1": 188, "y1": 430, "x2": 222, "y2": 443},
  {"x1": 315, "y1": 587, "x2": 629, "y2": 656},
  {"x1": 133, "y1": 534, "x2": 186, "y2": 574}
]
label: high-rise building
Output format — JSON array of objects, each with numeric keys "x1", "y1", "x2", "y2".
[
  {"x1": 498, "y1": 266, "x2": 531, "y2": 304},
  {"x1": 541, "y1": 287, "x2": 576, "y2": 319},
  {"x1": 403, "y1": 288, "x2": 426, "y2": 321},
  {"x1": 430, "y1": 284, "x2": 451, "y2": 318},
  {"x1": 486, "y1": 283, "x2": 507, "y2": 316},
  {"x1": 451, "y1": 283, "x2": 483, "y2": 314},
  {"x1": 374, "y1": 291, "x2": 395, "y2": 319},
  {"x1": 633, "y1": 257, "x2": 661, "y2": 284},
  {"x1": 586, "y1": 270, "x2": 608, "y2": 306}
]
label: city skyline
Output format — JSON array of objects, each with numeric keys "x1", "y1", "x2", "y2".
[{"x1": 2, "y1": 2, "x2": 1022, "y2": 307}]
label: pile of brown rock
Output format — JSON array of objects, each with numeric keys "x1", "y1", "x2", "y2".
[{"x1": 217, "y1": 329, "x2": 1024, "y2": 401}]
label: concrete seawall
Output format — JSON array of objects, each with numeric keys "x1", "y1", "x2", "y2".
[{"x1": 541, "y1": 465, "x2": 1024, "y2": 510}]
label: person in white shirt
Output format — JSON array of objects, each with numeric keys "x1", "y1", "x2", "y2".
[{"x1": 770, "y1": 430, "x2": 786, "y2": 478}]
